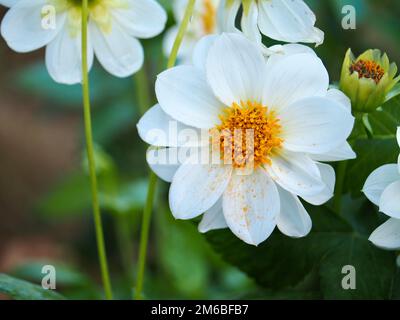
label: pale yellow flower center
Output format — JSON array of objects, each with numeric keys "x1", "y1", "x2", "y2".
[
  {"x1": 200, "y1": 0, "x2": 216, "y2": 34},
  {"x1": 49, "y1": 0, "x2": 128, "y2": 37}
]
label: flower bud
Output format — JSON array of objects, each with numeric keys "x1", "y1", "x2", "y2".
[{"x1": 340, "y1": 48, "x2": 400, "y2": 113}]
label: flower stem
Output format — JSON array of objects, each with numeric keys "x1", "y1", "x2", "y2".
[
  {"x1": 134, "y1": 0, "x2": 197, "y2": 300},
  {"x1": 134, "y1": 171, "x2": 157, "y2": 300},
  {"x1": 167, "y1": 0, "x2": 196, "y2": 69},
  {"x1": 81, "y1": 0, "x2": 113, "y2": 300},
  {"x1": 333, "y1": 160, "x2": 348, "y2": 214},
  {"x1": 134, "y1": 66, "x2": 151, "y2": 115}
]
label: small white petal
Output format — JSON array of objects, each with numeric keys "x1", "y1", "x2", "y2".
[
  {"x1": 156, "y1": 65, "x2": 222, "y2": 128},
  {"x1": 137, "y1": 104, "x2": 206, "y2": 147},
  {"x1": 258, "y1": 0, "x2": 324, "y2": 45},
  {"x1": 379, "y1": 180, "x2": 400, "y2": 219},
  {"x1": 266, "y1": 150, "x2": 325, "y2": 198},
  {"x1": 277, "y1": 187, "x2": 312, "y2": 238},
  {"x1": 217, "y1": 0, "x2": 240, "y2": 33},
  {"x1": 89, "y1": 20, "x2": 143, "y2": 77},
  {"x1": 206, "y1": 33, "x2": 266, "y2": 106},
  {"x1": 146, "y1": 147, "x2": 181, "y2": 182},
  {"x1": 309, "y1": 142, "x2": 356, "y2": 162},
  {"x1": 363, "y1": 164, "x2": 400, "y2": 206},
  {"x1": 1, "y1": 0, "x2": 64, "y2": 52},
  {"x1": 326, "y1": 88, "x2": 352, "y2": 112},
  {"x1": 397, "y1": 127, "x2": 400, "y2": 148},
  {"x1": 45, "y1": 22, "x2": 94, "y2": 85},
  {"x1": 198, "y1": 198, "x2": 228, "y2": 233},
  {"x1": 369, "y1": 218, "x2": 400, "y2": 250},
  {"x1": 262, "y1": 53, "x2": 329, "y2": 110},
  {"x1": 240, "y1": 1, "x2": 261, "y2": 44},
  {"x1": 280, "y1": 96, "x2": 354, "y2": 154},
  {"x1": 192, "y1": 34, "x2": 217, "y2": 72},
  {"x1": 223, "y1": 169, "x2": 279, "y2": 246},
  {"x1": 111, "y1": 0, "x2": 167, "y2": 38},
  {"x1": 301, "y1": 163, "x2": 335, "y2": 205},
  {"x1": 266, "y1": 43, "x2": 316, "y2": 68},
  {"x1": 169, "y1": 160, "x2": 232, "y2": 220},
  {"x1": 0, "y1": 0, "x2": 19, "y2": 7}
]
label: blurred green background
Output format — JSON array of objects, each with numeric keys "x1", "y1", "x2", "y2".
[{"x1": 0, "y1": 0, "x2": 399, "y2": 299}]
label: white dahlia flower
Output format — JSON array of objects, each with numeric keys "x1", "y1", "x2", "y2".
[
  {"x1": 0, "y1": 0, "x2": 167, "y2": 84},
  {"x1": 137, "y1": 33, "x2": 355, "y2": 245},
  {"x1": 218, "y1": 0, "x2": 324, "y2": 46},
  {"x1": 363, "y1": 127, "x2": 400, "y2": 249}
]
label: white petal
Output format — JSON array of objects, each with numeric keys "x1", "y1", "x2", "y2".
[
  {"x1": 277, "y1": 187, "x2": 312, "y2": 238},
  {"x1": 362, "y1": 164, "x2": 400, "y2": 206},
  {"x1": 137, "y1": 104, "x2": 206, "y2": 147},
  {"x1": 309, "y1": 142, "x2": 356, "y2": 162},
  {"x1": 206, "y1": 33, "x2": 266, "y2": 106},
  {"x1": 169, "y1": 160, "x2": 232, "y2": 220},
  {"x1": 146, "y1": 147, "x2": 180, "y2": 182},
  {"x1": 156, "y1": 65, "x2": 222, "y2": 128},
  {"x1": 258, "y1": 0, "x2": 324, "y2": 45},
  {"x1": 262, "y1": 53, "x2": 329, "y2": 110},
  {"x1": 280, "y1": 96, "x2": 354, "y2": 154},
  {"x1": 240, "y1": 2, "x2": 261, "y2": 44},
  {"x1": 326, "y1": 88, "x2": 351, "y2": 112},
  {"x1": 0, "y1": 0, "x2": 19, "y2": 7},
  {"x1": 397, "y1": 127, "x2": 400, "y2": 148},
  {"x1": 369, "y1": 218, "x2": 400, "y2": 250},
  {"x1": 45, "y1": 23, "x2": 94, "y2": 85},
  {"x1": 266, "y1": 43, "x2": 316, "y2": 68},
  {"x1": 89, "y1": 20, "x2": 143, "y2": 77},
  {"x1": 266, "y1": 150, "x2": 325, "y2": 197},
  {"x1": 198, "y1": 198, "x2": 228, "y2": 233},
  {"x1": 223, "y1": 169, "x2": 279, "y2": 246},
  {"x1": 111, "y1": 0, "x2": 167, "y2": 38},
  {"x1": 192, "y1": 34, "x2": 217, "y2": 72},
  {"x1": 162, "y1": 26, "x2": 195, "y2": 63},
  {"x1": 217, "y1": 0, "x2": 240, "y2": 33},
  {"x1": 379, "y1": 180, "x2": 400, "y2": 219},
  {"x1": 301, "y1": 163, "x2": 335, "y2": 205},
  {"x1": 1, "y1": 0, "x2": 63, "y2": 52}
]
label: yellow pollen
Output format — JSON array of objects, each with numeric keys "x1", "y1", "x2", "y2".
[
  {"x1": 350, "y1": 59, "x2": 385, "y2": 84},
  {"x1": 212, "y1": 101, "x2": 283, "y2": 169},
  {"x1": 201, "y1": 0, "x2": 216, "y2": 34}
]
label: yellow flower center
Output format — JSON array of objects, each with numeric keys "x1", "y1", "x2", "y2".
[
  {"x1": 350, "y1": 59, "x2": 385, "y2": 84},
  {"x1": 49, "y1": 0, "x2": 128, "y2": 37},
  {"x1": 201, "y1": 0, "x2": 216, "y2": 34},
  {"x1": 212, "y1": 101, "x2": 283, "y2": 169}
]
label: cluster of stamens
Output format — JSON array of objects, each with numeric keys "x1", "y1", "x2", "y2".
[
  {"x1": 201, "y1": 0, "x2": 216, "y2": 34},
  {"x1": 350, "y1": 59, "x2": 385, "y2": 84},
  {"x1": 211, "y1": 101, "x2": 283, "y2": 169}
]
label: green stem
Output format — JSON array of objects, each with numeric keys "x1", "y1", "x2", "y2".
[
  {"x1": 81, "y1": 0, "x2": 112, "y2": 300},
  {"x1": 134, "y1": 172, "x2": 157, "y2": 300},
  {"x1": 134, "y1": 0, "x2": 197, "y2": 300},
  {"x1": 333, "y1": 160, "x2": 348, "y2": 214},
  {"x1": 134, "y1": 66, "x2": 151, "y2": 115},
  {"x1": 167, "y1": 0, "x2": 196, "y2": 69}
]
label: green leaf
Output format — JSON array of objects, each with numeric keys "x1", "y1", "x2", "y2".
[
  {"x1": 368, "y1": 95, "x2": 400, "y2": 137},
  {"x1": 206, "y1": 206, "x2": 350, "y2": 290},
  {"x1": 0, "y1": 273, "x2": 65, "y2": 300},
  {"x1": 345, "y1": 138, "x2": 398, "y2": 196},
  {"x1": 319, "y1": 236, "x2": 397, "y2": 299},
  {"x1": 206, "y1": 205, "x2": 398, "y2": 299}
]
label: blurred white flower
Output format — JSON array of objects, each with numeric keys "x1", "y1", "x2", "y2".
[
  {"x1": 363, "y1": 127, "x2": 400, "y2": 249},
  {"x1": 218, "y1": 0, "x2": 324, "y2": 46},
  {"x1": 163, "y1": 0, "x2": 220, "y2": 63},
  {"x1": 137, "y1": 33, "x2": 355, "y2": 246},
  {"x1": 0, "y1": 0, "x2": 167, "y2": 84}
]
